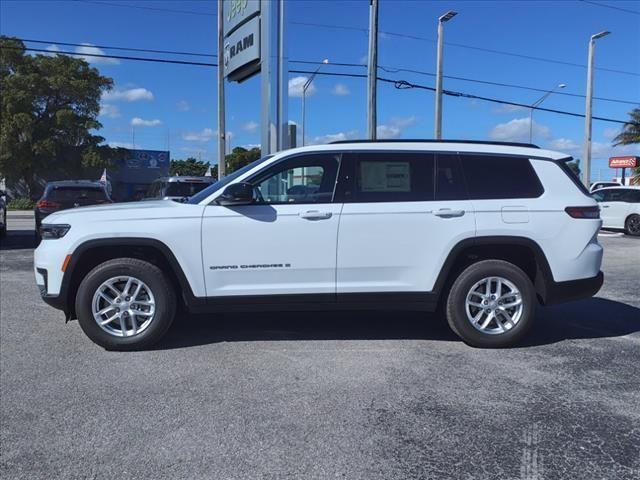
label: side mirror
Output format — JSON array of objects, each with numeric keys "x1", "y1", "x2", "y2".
[{"x1": 216, "y1": 182, "x2": 254, "y2": 206}]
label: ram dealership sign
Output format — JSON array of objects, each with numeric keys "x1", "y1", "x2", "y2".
[{"x1": 223, "y1": 0, "x2": 261, "y2": 82}]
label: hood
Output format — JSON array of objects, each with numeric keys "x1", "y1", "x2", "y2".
[{"x1": 43, "y1": 199, "x2": 202, "y2": 225}]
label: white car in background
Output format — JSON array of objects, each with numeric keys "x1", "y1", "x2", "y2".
[
  {"x1": 592, "y1": 186, "x2": 640, "y2": 236},
  {"x1": 589, "y1": 181, "x2": 621, "y2": 193}
]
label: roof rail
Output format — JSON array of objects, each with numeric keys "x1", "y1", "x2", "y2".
[{"x1": 328, "y1": 139, "x2": 540, "y2": 149}]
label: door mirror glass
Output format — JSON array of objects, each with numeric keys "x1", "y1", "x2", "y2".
[{"x1": 216, "y1": 182, "x2": 254, "y2": 206}]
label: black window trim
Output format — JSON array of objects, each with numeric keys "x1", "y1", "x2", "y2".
[{"x1": 243, "y1": 151, "x2": 344, "y2": 205}]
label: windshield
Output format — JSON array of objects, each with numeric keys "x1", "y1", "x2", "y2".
[{"x1": 187, "y1": 155, "x2": 273, "y2": 204}]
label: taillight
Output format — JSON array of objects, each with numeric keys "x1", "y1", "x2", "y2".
[
  {"x1": 36, "y1": 200, "x2": 61, "y2": 210},
  {"x1": 565, "y1": 206, "x2": 600, "y2": 219}
]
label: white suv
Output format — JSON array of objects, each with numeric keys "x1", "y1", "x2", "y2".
[{"x1": 34, "y1": 141, "x2": 604, "y2": 350}]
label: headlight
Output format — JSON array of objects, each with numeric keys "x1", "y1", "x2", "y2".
[{"x1": 39, "y1": 224, "x2": 71, "y2": 239}]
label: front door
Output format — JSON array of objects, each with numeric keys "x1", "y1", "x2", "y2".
[
  {"x1": 596, "y1": 189, "x2": 630, "y2": 228},
  {"x1": 201, "y1": 153, "x2": 342, "y2": 298}
]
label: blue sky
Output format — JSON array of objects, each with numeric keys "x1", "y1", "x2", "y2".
[{"x1": 1, "y1": 0, "x2": 639, "y2": 180}]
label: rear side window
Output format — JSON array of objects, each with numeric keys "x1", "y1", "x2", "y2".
[
  {"x1": 350, "y1": 152, "x2": 434, "y2": 202},
  {"x1": 460, "y1": 154, "x2": 544, "y2": 199},
  {"x1": 435, "y1": 154, "x2": 467, "y2": 200}
]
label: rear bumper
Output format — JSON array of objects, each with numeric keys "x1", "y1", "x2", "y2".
[{"x1": 543, "y1": 271, "x2": 604, "y2": 305}]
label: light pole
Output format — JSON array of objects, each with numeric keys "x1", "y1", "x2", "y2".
[
  {"x1": 583, "y1": 30, "x2": 610, "y2": 188},
  {"x1": 434, "y1": 10, "x2": 457, "y2": 140},
  {"x1": 529, "y1": 83, "x2": 566, "y2": 143},
  {"x1": 301, "y1": 59, "x2": 328, "y2": 146}
]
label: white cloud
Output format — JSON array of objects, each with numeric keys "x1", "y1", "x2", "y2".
[
  {"x1": 359, "y1": 54, "x2": 368, "y2": 65},
  {"x1": 331, "y1": 83, "x2": 350, "y2": 96},
  {"x1": 309, "y1": 130, "x2": 359, "y2": 145},
  {"x1": 546, "y1": 138, "x2": 580, "y2": 154},
  {"x1": 493, "y1": 104, "x2": 528, "y2": 114},
  {"x1": 242, "y1": 120, "x2": 259, "y2": 133},
  {"x1": 107, "y1": 141, "x2": 134, "y2": 149},
  {"x1": 489, "y1": 117, "x2": 550, "y2": 143},
  {"x1": 131, "y1": 117, "x2": 162, "y2": 127},
  {"x1": 102, "y1": 88, "x2": 154, "y2": 102},
  {"x1": 376, "y1": 116, "x2": 418, "y2": 139},
  {"x1": 75, "y1": 43, "x2": 120, "y2": 65},
  {"x1": 44, "y1": 44, "x2": 61, "y2": 56},
  {"x1": 544, "y1": 137, "x2": 640, "y2": 160},
  {"x1": 182, "y1": 128, "x2": 215, "y2": 142},
  {"x1": 289, "y1": 76, "x2": 316, "y2": 98},
  {"x1": 99, "y1": 104, "x2": 120, "y2": 118},
  {"x1": 176, "y1": 100, "x2": 190, "y2": 112}
]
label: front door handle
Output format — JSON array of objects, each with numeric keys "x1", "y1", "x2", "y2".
[
  {"x1": 601, "y1": 205, "x2": 610, "y2": 208},
  {"x1": 299, "y1": 210, "x2": 332, "y2": 220},
  {"x1": 433, "y1": 208, "x2": 465, "y2": 218}
]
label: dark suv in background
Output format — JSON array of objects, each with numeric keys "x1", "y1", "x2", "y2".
[{"x1": 35, "y1": 181, "x2": 112, "y2": 238}]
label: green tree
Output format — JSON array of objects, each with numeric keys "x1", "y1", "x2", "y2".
[
  {"x1": 225, "y1": 146, "x2": 261, "y2": 174},
  {"x1": 0, "y1": 36, "x2": 116, "y2": 195},
  {"x1": 612, "y1": 108, "x2": 640, "y2": 179},
  {"x1": 170, "y1": 157, "x2": 211, "y2": 176}
]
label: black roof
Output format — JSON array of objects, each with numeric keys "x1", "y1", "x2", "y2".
[{"x1": 329, "y1": 139, "x2": 540, "y2": 149}]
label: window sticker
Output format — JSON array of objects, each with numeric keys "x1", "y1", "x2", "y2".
[{"x1": 360, "y1": 161, "x2": 411, "y2": 192}]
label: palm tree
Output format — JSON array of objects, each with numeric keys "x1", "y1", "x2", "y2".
[{"x1": 613, "y1": 108, "x2": 640, "y2": 182}]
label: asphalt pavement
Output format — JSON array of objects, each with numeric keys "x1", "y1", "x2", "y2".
[{"x1": 1, "y1": 213, "x2": 639, "y2": 480}]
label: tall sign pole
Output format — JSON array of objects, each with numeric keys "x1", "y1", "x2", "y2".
[
  {"x1": 367, "y1": 0, "x2": 378, "y2": 140},
  {"x1": 222, "y1": 0, "x2": 288, "y2": 158},
  {"x1": 217, "y1": 0, "x2": 226, "y2": 179},
  {"x1": 434, "y1": 11, "x2": 457, "y2": 140}
]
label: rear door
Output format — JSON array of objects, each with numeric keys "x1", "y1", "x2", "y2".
[
  {"x1": 598, "y1": 189, "x2": 631, "y2": 228},
  {"x1": 335, "y1": 151, "x2": 475, "y2": 296}
]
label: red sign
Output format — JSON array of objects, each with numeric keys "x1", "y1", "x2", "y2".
[{"x1": 609, "y1": 156, "x2": 639, "y2": 168}]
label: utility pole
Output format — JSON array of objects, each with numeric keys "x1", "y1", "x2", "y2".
[
  {"x1": 434, "y1": 11, "x2": 457, "y2": 140},
  {"x1": 301, "y1": 59, "x2": 328, "y2": 146},
  {"x1": 367, "y1": 0, "x2": 378, "y2": 140},
  {"x1": 583, "y1": 30, "x2": 610, "y2": 188},
  {"x1": 217, "y1": 0, "x2": 226, "y2": 180}
]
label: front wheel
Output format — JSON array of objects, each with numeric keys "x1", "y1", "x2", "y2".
[
  {"x1": 625, "y1": 214, "x2": 640, "y2": 236},
  {"x1": 75, "y1": 258, "x2": 176, "y2": 350},
  {"x1": 446, "y1": 260, "x2": 536, "y2": 348}
]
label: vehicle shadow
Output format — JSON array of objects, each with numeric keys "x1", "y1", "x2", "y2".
[
  {"x1": 153, "y1": 297, "x2": 640, "y2": 350},
  {"x1": 0, "y1": 230, "x2": 37, "y2": 251}
]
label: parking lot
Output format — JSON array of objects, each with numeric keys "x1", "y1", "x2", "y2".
[{"x1": 1, "y1": 213, "x2": 639, "y2": 480}]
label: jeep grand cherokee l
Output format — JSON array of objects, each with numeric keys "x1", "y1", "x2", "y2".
[{"x1": 34, "y1": 141, "x2": 603, "y2": 350}]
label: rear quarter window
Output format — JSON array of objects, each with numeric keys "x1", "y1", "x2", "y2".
[{"x1": 459, "y1": 154, "x2": 544, "y2": 199}]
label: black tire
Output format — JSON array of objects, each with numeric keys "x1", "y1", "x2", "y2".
[
  {"x1": 625, "y1": 214, "x2": 640, "y2": 236},
  {"x1": 75, "y1": 258, "x2": 176, "y2": 350},
  {"x1": 446, "y1": 259, "x2": 536, "y2": 348}
]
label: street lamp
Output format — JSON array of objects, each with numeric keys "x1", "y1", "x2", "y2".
[
  {"x1": 301, "y1": 58, "x2": 329, "y2": 146},
  {"x1": 434, "y1": 10, "x2": 458, "y2": 140},
  {"x1": 583, "y1": 30, "x2": 610, "y2": 188},
  {"x1": 529, "y1": 83, "x2": 566, "y2": 143}
]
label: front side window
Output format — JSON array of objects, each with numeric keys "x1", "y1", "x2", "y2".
[
  {"x1": 350, "y1": 152, "x2": 434, "y2": 202},
  {"x1": 250, "y1": 154, "x2": 340, "y2": 204},
  {"x1": 602, "y1": 189, "x2": 627, "y2": 202},
  {"x1": 591, "y1": 191, "x2": 605, "y2": 202},
  {"x1": 459, "y1": 154, "x2": 544, "y2": 199}
]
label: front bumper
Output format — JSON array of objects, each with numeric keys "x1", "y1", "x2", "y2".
[{"x1": 543, "y1": 271, "x2": 604, "y2": 305}]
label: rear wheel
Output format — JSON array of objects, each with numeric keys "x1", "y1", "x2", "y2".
[
  {"x1": 75, "y1": 258, "x2": 176, "y2": 350},
  {"x1": 625, "y1": 214, "x2": 640, "y2": 236},
  {"x1": 446, "y1": 260, "x2": 536, "y2": 348}
]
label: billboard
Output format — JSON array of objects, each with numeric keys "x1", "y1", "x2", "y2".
[
  {"x1": 609, "y1": 156, "x2": 639, "y2": 169},
  {"x1": 223, "y1": 0, "x2": 261, "y2": 82}
]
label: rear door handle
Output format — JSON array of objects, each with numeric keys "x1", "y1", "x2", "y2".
[
  {"x1": 433, "y1": 208, "x2": 465, "y2": 218},
  {"x1": 299, "y1": 210, "x2": 332, "y2": 220}
]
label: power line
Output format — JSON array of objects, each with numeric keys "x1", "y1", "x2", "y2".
[
  {"x1": 20, "y1": 38, "x2": 216, "y2": 59},
  {"x1": 5, "y1": 46, "x2": 217, "y2": 67},
  {"x1": 290, "y1": 21, "x2": 640, "y2": 78},
  {"x1": 12, "y1": 38, "x2": 639, "y2": 105},
  {"x1": 290, "y1": 70, "x2": 637, "y2": 126},
  {"x1": 73, "y1": 0, "x2": 216, "y2": 17},
  {"x1": 578, "y1": 0, "x2": 640, "y2": 15},
  {"x1": 2, "y1": 44, "x2": 634, "y2": 126}
]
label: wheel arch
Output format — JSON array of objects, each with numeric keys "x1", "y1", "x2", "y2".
[
  {"x1": 433, "y1": 236, "x2": 554, "y2": 305},
  {"x1": 62, "y1": 238, "x2": 202, "y2": 318}
]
